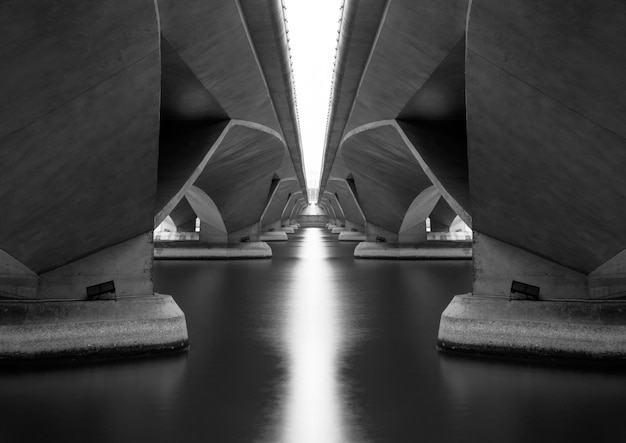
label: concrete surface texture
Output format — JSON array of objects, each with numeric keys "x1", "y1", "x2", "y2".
[
  {"x1": 319, "y1": 0, "x2": 626, "y2": 357},
  {"x1": 318, "y1": 0, "x2": 472, "y2": 246},
  {"x1": 1, "y1": 0, "x2": 306, "y2": 358},
  {"x1": 338, "y1": 232, "x2": 367, "y2": 242},
  {"x1": 439, "y1": 295, "x2": 626, "y2": 359},
  {"x1": 154, "y1": 242, "x2": 272, "y2": 259},
  {"x1": 0, "y1": 294, "x2": 188, "y2": 359},
  {"x1": 155, "y1": 0, "x2": 308, "y2": 237}
]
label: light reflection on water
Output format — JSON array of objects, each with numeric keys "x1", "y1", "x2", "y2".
[
  {"x1": 2, "y1": 228, "x2": 626, "y2": 442},
  {"x1": 269, "y1": 227, "x2": 365, "y2": 443}
]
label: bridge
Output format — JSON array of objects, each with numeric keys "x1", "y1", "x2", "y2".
[{"x1": 1, "y1": 0, "x2": 625, "y2": 360}]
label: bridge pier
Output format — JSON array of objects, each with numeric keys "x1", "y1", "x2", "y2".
[
  {"x1": 438, "y1": 233, "x2": 626, "y2": 359},
  {"x1": 0, "y1": 235, "x2": 188, "y2": 359}
]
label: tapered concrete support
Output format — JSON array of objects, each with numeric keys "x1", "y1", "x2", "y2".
[
  {"x1": 199, "y1": 222, "x2": 228, "y2": 244},
  {"x1": 228, "y1": 223, "x2": 261, "y2": 243},
  {"x1": 438, "y1": 233, "x2": 626, "y2": 358},
  {"x1": 0, "y1": 234, "x2": 189, "y2": 359},
  {"x1": 398, "y1": 221, "x2": 427, "y2": 244},
  {"x1": 185, "y1": 186, "x2": 228, "y2": 243},
  {"x1": 0, "y1": 294, "x2": 188, "y2": 359},
  {"x1": 366, "y1": 223, "x2": 398, "y2": 243},
  {"x1": 438, "y1": 295, "x2": 626, "y2": 360}
]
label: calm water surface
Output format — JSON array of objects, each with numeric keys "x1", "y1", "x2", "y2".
[{"x1": 1, "y1": 228, "x2": 626, "y2": 442}]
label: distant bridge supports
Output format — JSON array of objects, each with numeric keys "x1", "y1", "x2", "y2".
[
  {"x1": 0, "y1": 0, "x2": 188, "y2": 358},
  {"x1": 320, "y1": 0, "x2": 626, "y2": 358},
  {"x1": 0, "y1": 0, "x2": 306, "y2": 358},
  {"x1": 438, "y1": 0, "x2": 626, "y2": 359}
]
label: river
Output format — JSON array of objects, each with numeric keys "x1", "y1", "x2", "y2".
[{"x1": 1, "y1": 227, "x2": 625, "y2": 442}]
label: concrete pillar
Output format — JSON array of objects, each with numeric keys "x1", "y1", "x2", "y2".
[
  {"x1": 398, "y1": 221, "x2": 427, "y2": 244},
  {"x1": 438, "y1": 232, "x2": 626, "y2": 359},
  {"x1": 228, "y1": 223, "x2": 261, "y2": 243},
  {"x1": 0, "y1": 1, "x2": 188, "y2": 359},
  {"x1": 366, "y1": 223, "x2": 398, "y2": 243},
  {"x1": 199, "y1": 221, "x2": 228, "y2": 244},
  {"x1": 0, "y1": 235, "x2": 188, "y2": 359}
]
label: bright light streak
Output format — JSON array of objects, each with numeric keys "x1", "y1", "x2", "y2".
[
  {"x1": 283, "y1": 1, "x2": 343, "y2": 190},
  {"x1": 278, "y1": 228, "x2": 348, "y2": 442}
]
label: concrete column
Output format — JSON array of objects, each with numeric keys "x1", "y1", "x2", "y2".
[
  {"x1": 438, "y1": 232, "x2": 626, "y2": 359},
  {"x1": 0, "y1": 235, "x2": 188, "y2": 359},
  {"x1": 365, "y1": 223, "x2": 398, "y2": 243},
  {"x1": 228, "y1": 223, "x2": 261, "y2": 243},
  {"x1": 398, "y1": 221, "x2": 427, "y2": 244},
  {"x1": 199, "y1": 221, "x2": 228, "y2": 244}
]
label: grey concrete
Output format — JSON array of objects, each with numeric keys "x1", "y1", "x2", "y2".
[
  {"x1": 319, "y1": 0, "x2": 626, "y2": 359},
  {"x1": 1, "y1": 1, "x2": 161, "y2": 274},
  {"x1": 0, "y1": 294, "x2": 188, "y2": 359},
  {"x1": 354, "y1": 242, "x2": 472, "y2": 259},
  {"x1": 155, "y1": 242, "x2": 272, "y2": 259},
  {"x1": 260, "y1": 232, "x2": 288, "y2": 242},
  {"x1": 439, "y1": 295, "x2": 626, "y2": 360},
  {"x1": 466, "y1": 0, "x2": 626, "y2": 274},
  {"x1": 338, "y1": 232, "x2": 366, "y2": 242},
  {"x1": 1, "y1": 0, "x2": 308, "y2": 360}
]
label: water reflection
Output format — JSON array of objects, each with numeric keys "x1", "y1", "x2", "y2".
[{"x1": 271, "y1": 228, "x2": 364, "y2": 443}]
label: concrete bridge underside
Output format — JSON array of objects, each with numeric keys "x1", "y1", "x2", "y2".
[
  {"x1": 0, "y1": 0, "x2": 307, "y2": 358},
  {"x1": 318, "y1": 0, "x2": 626, "y2": 359}
]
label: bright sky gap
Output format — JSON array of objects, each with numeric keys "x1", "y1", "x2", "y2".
[{"x1": 283, "y1": 0, "x2": 343, "y2": 199}]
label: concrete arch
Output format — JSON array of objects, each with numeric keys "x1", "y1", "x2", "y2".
[
  {"x1": 156, "y1": 119, "x2": 285, "y2": 227},
  {"x1": 185, "y1": 186, "x2": 227, "y2": 243},
  {"x1": 340, "y1": 124, "x2": 433, "y2": 235},
  {"x1": 261, "y1": 178, "x2": 299, "y2": 227},
  {"x1": 156, "y1": 0, "x2": 307, "y2": 215},
  {"x1": 319, "y1": 201, "x2": 334, "y2": 219},
  {"x1": 399, "y1": 186, "x2": 441, "y2": 243},
  {"x1": 429, "y1": 198, "x2": 457, "y2": 232},
  {"x1": 169, "y1": 196, "x2": 198, "y2": 232},
  {"x1": 327, "y1": 179, "x2": 366, "y2": 229},
  {"x1": 341, "y1": 120, "x2": 470, "y2": 228},
  {"x1": 290, "y1": 199, "x2": 308, "y2": 220},
  {"x1": 323, "y1": 191, "x2": 346, "y2": 223},
  {"x1": 281, "y1": 191, "x2": 304, "y2": 224}
]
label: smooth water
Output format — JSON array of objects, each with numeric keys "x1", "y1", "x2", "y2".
[{"x1": 1, "y1": 228, "x2": 626, "y2": 442}]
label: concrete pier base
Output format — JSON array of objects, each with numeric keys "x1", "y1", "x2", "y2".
[
  {"x1": 331, "y1": 227, "x2": 349, "y2": 234},
  {"x1": 281, "y1": 227, "x2": 295, "y2": 234},
  {"x1": 338, "y1": 231, "x2": 366, "y2": 241},
  {"x1": 260, "y1": 232, "x2": 288, "y2": 242},
  {"x1": 155, "y1": 241, "x2": 272, "y2": 259},
  {"x1": 0, "y1": 294, "x2": 188, "y2": 360},
  {"x1": 438, "y1": 294, "x2": 626, "y2": 360},
  {"x1": 354, "y1": 242, "x2": 472, "y2": 259}
]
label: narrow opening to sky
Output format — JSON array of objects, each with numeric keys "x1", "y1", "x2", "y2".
[{"x1": 283, "y1": 0, "x2": 343, "y2": 197}]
